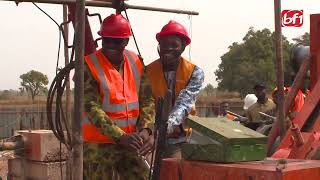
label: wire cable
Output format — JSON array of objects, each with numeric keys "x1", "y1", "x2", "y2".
[
  {"x1": 32, "y1": 2, "x2": 60, "y2": 27},
  {"x1": 32, "y1": 3, "x2": 68, "y2": 74},
  {"x1": 56, "y1": 31, "x2": 62, "y2": 75},
  {"x1": 32, "y1": 1, "x2": 75, "y2": 145},
  {"x1": 188, "y1": 15, "x2": 193, "y2": 61},
  {"x1": 123, "y1": 9, "x2": 143, "y2": 60},
  {"x1": 32, "y1": 5, "x2": 74, "y2": 180}
]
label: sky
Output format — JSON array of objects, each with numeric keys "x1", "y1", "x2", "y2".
[{"x1": 0, "y1": 0, "x2": 319, "y2": 90}]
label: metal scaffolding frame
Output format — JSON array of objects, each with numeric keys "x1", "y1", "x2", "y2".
[
  {"x1": 0, "y1": 0, "x2": 199, "y2": 179},
  {"x1": 1, "y1": 0, "x2": 199, "y2": 15},
  {"x1": 0, "y1": 0, "x2": 292, "y2": 178}
]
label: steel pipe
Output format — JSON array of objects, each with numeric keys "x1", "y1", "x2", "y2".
[
  {"x1": 72, "y1": 0, "x2": 85, "y2": 178},
  {"x1": 284, "y1": 57, "x2": 311, "y2": 114},
  {"x1": 267, "y1": 56, "x2": 311, "y2": 155},
  {"x1": 0, "y1": 0, "x2": 199, "y2": 15},
  {"x1": 274, "y1": 0, "x2": 286, "y2": 139}
]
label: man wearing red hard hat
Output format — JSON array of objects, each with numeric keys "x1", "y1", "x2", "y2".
[
  {"x1": 147, "y1": 20, "x2": 204, "y2": 158},
  {"x1": 83, "y1": 14, "x2": 154, "y2": 179}
]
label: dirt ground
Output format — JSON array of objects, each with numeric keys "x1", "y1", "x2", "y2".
[
  {"x1": 0, "y1": 151, "x2": 12, "y2": 180},
  {"x1": 0, "y1": 159, "x2": 8, "y2": 180}
]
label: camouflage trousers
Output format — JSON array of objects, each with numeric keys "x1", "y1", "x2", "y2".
[{"x1": 83, "y1": 142, "x2": 149, "y2": 180}]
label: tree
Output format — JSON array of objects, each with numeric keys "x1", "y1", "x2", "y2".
[
  {"x1": 215, "y1": 28, "x2": 293, "y2": 97},
  {"x1": 20, "y1": 70, "x2": 49, "y2": 102},
  {"x1": 0, "y1": 90, "x2": 11, "y2": 100},
  {"x1": 200, "y1": 84, "x2": 216, "y2": 96},
  {"x1": 292, "y1": 32, "x2": 310, "y2": 46}
]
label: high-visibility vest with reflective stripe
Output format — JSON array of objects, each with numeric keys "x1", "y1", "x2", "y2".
[
  {"x1": 146, "y1": 57, "x2": 197, "y2": 115},
  {"x1": 83, "y1": 49, "x2": 143, "y2": 144}
]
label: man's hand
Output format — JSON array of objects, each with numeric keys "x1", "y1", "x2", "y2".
[
  {"x1": 138, "y1": 129, "x2": 154, "y2": 156},
  {"x1": 288, "y1": 112, "x2": 298, "y2": 120},
  {"x1": 118, "y1": 133, "x2": 143, "y2": 152},
  {"x1": 167, "y1": 125, "x2": 182, "y2": 138},
  {"x1": 238, "y1": 117, "x2": 249, "y2": 124},
  {"x1": 167, "y1": 120, "x2": 176, "y2": 134}
]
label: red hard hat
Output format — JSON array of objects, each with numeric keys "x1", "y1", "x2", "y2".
[
  {"x1": 98, "y1": 14, "x2": 132, "y2": 38},
  {"x1": 156, "y1": 20, "x2": 191, "y2": 45}
]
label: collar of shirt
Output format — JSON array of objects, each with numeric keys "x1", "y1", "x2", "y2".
[
  {"x1": 111, "y1": 59, "x2": 125, "y2": 77},
  {"x1": 164, "y1": 71, "x2": 176, "y2": 91}
]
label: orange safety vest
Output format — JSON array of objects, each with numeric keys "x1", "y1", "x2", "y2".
[
  {"x1": 146, "y1": 57, "x2": 196, "y2": 115},
  {"x1": 287, "y1": 87, "x2": 304, "y2": 113},
  {"x1": 83, "y1": 49, "x2": 143, "y2": 144},
  {"x1": 272, "y1": 86, "x2": 304, "y2": 113}
]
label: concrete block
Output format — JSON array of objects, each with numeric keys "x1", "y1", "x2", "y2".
[
  {"x1": 8, "y1": 157, "x2": 22, "y2": 178},
  {"x1": 16, "y1": 130, "x2": 67, "y2": 162},
  {"x1": 8, "y1": 158, "x2": 66, "y2": 180},
  {"x1": 7, "y1": 174, "x2": 21, "y2": 180}
]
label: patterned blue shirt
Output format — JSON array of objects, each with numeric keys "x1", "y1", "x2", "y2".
[{"x1": 167, "y1": 65, "x2": 204, "y2": 132}]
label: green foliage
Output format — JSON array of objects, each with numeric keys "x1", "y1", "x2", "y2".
[
  {"x1": 0, "y1": 89, "x2": 23, "y2": 100},
  {"x1": 200, "y1": 84, "x2": 216, "y2": 96},
  {"x1": 292, "y1": 32, "x2": 310, "y2": 46},
  {"x1": 0, "y1": 90, "x2": 11, "y2": 100},
  {"x1": 215, "y1": 28, "x2": 293, "y2": 97},
  {"x1": 20, "y1": 70, "x2": 49, "y2": 102}
]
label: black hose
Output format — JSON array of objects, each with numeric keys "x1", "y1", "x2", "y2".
[{"x1": 46, "y1": 61, "x2": 75, "y2": 150}]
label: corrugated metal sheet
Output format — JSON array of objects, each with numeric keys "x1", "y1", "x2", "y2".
[{"x1": 0, "y1": 110, "x2": 53, "y2": 138}]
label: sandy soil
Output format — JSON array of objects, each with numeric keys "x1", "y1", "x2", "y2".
[
  {"x1": 0, "y1": 158, "x2": 8, "y2": 180},
  {"x1": 0, "y1": 151, "x2": 13, "y2": 180}
]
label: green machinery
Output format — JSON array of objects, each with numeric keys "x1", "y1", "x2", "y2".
[{"x1": 182, "y1": 116, "x2": 268, "y2": 162}]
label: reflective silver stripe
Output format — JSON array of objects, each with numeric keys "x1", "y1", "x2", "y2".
[
  {"x1": 128, "y1": 101, "x2": 139, "y2": 109},
  {"x1": 89, "y1": 54, "x2": 125, "y2": 112},
  {"x1": 124, "y1": 50, "x2": 141, "y2": 93},
  {"x1": 89, "y1": 53, "x2": 140, "y2": 112},
  {"x1": 111, "y1": 117, "x2": 137, "y2": 128}
]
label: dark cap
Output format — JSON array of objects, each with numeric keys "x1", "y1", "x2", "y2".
[{"x1": 254, "y1": 82, "x2": 266, "y2": 90}]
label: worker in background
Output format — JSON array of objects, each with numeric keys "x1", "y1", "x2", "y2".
[
  {"x1": 218, "y1": 101, "x2": 236, "y2": 120},
  {"x1": 245, "y1": 83, "x2": 276, "y2": 130},
  {"x1": 83, "y1": 14, "x2": 155, "y2": 180},
  {"x1": 147, "y1": 20, "x2": 204, "y2": 158},
  {"x1": 243, "y1": 94, "x2": 258, "y2": 113},
  {"x1": 269, "y1": 87, "x2": 304, "y2": 151},
  {"x1": 272, "y1": 87, "x2": 304, "y2": 120}
]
